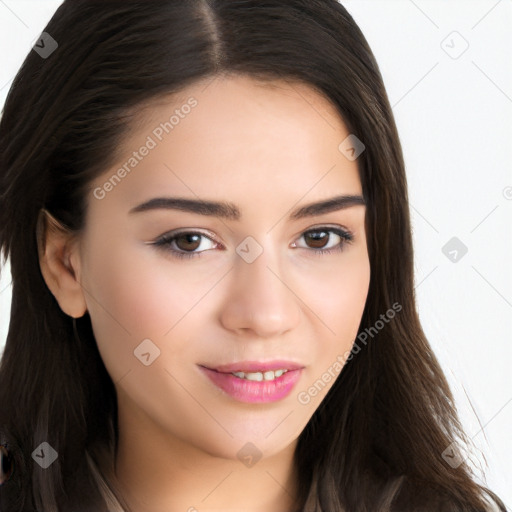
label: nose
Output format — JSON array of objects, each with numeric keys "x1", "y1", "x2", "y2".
[{"x1": 219, "y1": 242, "x2": 301, "y2": 338}]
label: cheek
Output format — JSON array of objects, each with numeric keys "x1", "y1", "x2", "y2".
[
  {"x1": 294, "y1": 252, "x2": 370, "y2": 407},
  {"x1": 329, "y1": 262, "x2": 370, "y2": 339},
  {"x1": 296, "y1": 248, "x2": 370, "y2": 347},
  {"x1": 80, "y1": 242, "x2": 192, "y2": 379},
  {"x1": 84, "y1": 241, "x2": 204, "y2": 336},
  {"x1": 81, "y1": 238, "x2": 229, "y2": 383}
]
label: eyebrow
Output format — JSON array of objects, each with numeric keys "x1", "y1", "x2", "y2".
[{"x1": 128, "y1": 194, "x2": 366, "y2": 220}]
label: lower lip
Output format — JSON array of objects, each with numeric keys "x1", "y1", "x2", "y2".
[{"x1": 199, "y1": 366, "x2": 303, "y2": 404}]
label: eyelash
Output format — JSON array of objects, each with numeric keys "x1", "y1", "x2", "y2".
[{"x1": 151, "y1": 226, "x2": 354, "y2": 260}]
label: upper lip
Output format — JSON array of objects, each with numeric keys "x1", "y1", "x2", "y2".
[{"x1": 201, "y1": 360, "x2": 305, "y2": 373}]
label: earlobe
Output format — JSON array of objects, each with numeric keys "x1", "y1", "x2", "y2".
[{"x1": 36, "y1": 209, "x2": 88, "y2": 319}]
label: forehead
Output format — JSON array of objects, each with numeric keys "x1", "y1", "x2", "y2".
[{"x1": 88, "y1": 74, "x2": 363, "y2": 217}]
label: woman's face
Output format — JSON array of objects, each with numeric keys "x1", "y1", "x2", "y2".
[{"x1": 76, "y1": 74, "x2": 370, "y2": 460}]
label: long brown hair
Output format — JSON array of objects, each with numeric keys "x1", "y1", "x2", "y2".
[{"x1": 0, "y1": 1, "x2": 506, "y2": 510}]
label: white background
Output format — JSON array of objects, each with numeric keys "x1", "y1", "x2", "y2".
[{"x1": 0, "y1": 0, "x2": 511, "y2": 507}]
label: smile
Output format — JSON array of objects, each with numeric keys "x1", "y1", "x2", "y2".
[{"x1": 198, "y1": 365, "x2": 303, "y2": 404}]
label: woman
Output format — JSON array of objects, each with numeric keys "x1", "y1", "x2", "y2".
[{"x1": 0, "y1": 1, "x2": 506, "y2": 511}]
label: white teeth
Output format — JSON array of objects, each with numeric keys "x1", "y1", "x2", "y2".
[
  {"x1": 231, "y1": 369, "x2": 289, "y2": 381},
  {"x1": 247, "y1": 372, "x2": 263, "y2": 382}
]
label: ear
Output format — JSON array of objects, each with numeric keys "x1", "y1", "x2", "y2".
[{"x1": 36, "y1": 209, "x2": 88, "y2": 319}]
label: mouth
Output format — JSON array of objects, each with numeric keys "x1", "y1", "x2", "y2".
[
  {"x1": 204, "y1": 360, "x2": 304, "y2": 374},
  {"x1": 198, "y1": 360, "x2": 305, "y2": 404}
]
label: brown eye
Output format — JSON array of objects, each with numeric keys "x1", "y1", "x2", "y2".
[
  {"x1": 293, "y1": 227, "x2": 354, "y2": 255},
  {"x1": 152, "y1": 230, "x2": 219, "y2": 260},
  {"x1": 174, "y1": 233, "x2": 202, "y2": 252},
  {"x1": 304, "y1": 230, "x2": 330, "y2": 249}
]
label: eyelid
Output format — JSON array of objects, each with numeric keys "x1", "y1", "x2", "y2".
[
  {"x1": 150, "y1": 224, "x2": 352, "y2": 245},
  {"x1": 149, "y1": 224, "x2": 355, "y2": 262},
  {"x1": 146, "y1": 228, "x2": 222, "y2": 245},
  {"x1": 171, "y1": 227, "x2": 219, "y2": 240},
  {"x1": 291, "y1": 225, "x2": 353, "y2": 247},
  {"x1": 297, "y1": 223, "x2": 352, "y2": 236}
]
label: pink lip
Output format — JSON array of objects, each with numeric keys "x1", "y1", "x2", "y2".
[
  {"x1": 206, "y1": 360, "x2": 304, "y2": 373},
  {"x1": 198, "y1": 365, "x2": 304, "y2": 404}
]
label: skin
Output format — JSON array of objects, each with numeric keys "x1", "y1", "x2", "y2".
[{"x1": 39, "y1": 74, "x2": 371, "y2": 512}]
